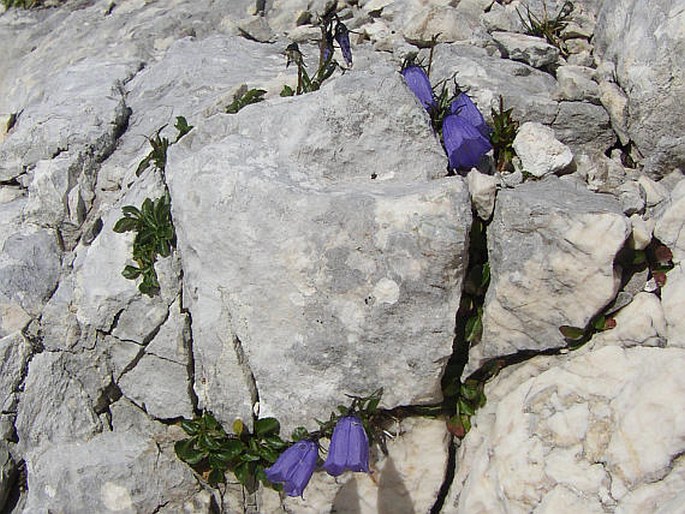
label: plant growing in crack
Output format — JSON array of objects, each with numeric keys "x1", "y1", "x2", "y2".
[
  {"x1": 113, "y1": 193, "x2": 175, "y2": 297},
  {"x1": 226, "y1": 85, "x2": 267, "y2": 114},
  {"x1": 559, "y1": 238, "x2": 675, "y2": 348},
  {"x1": 175, "y1": 389, "x2": 385, "y2": 497},
  {"x1": 136, "y1": 116, "x2": 193, "y2": 177},
  {"x1": 490, "y1": 95, "x2": 519, "y2": 172},
  {"x1": 517, "y1": 0, "x2": 574, "y2": 56},
  {"x1": 279, "y1": 3, "x2": 349, "y2": 97}
]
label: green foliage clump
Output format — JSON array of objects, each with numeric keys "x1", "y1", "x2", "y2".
[
  {"x1": 136, "y1": 116, "x2": 193, "y2": 177},
  {"x1": 518, "y1": 1, "x2": 574, "y2": 56},
  {"x1": 490, "y1": 95, "x2": 519, "y2": 172},
  {"x1": 113, "y1": 193, "x2": 175, "y2": 297},
  {"x1": 175, "y1": 389, "x2": 384, "y2": 490},
  {"x1": 226, "y1": 86, "x2": 267, "y2": 114},
  {"x1": 175, "y1": 413, "x2": 287, "y2": 490}
]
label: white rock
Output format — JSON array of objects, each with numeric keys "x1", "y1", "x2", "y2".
[
  {"x1": 628, "y1": 214, "x2": 654, "y2": 250},
  {"x1": 655, "y1": 178, "x2": 685, "y2": 260},
  {"x1": 0, "y1": 332, "x2": 32, "y2": 414},
  {"x1": 598, "y1": 80, "x2": 630, "y2": 145},
  {"x1": 491, "y1": 31, "x2": 560, "y2": 68},
  {"x1": 448, "y1": 345, "x2": 685, "y2": 512},
  {"x1": 512, "y1": 122, "x2": 574, "y2": 177},
  {"x1": 466, "y1": 169, "x2": 498, "y2": 220},
  {"x1": 593, "y1": 292, "x2": 666, "y2": 348}
]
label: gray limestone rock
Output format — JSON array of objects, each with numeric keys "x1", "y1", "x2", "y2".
[
  {"x1": 117, "y1": 299, "x2": 194, "y2": 419},
  {"x1": 594, "y1": 0, "x2": 685, "y2": 177},
  {"x1": 555, "y1": 65, "x2": 600, "y2": 104},
  {"x1": 429, "y1": 43, "x2": 559, "y2": 126},
  {"x1": 167, "y1": 62, "x2": 472, "y2": 433},
  {"x1": 0, "y1": 332, "x2": 31, "y2": 415},
  {"x1": 23, "y1": 430, "x2": 204, "y2": 513},
  {"x1": 0, "y1": 228, "x2": 60, "y2": 317},
  {"x1": 0, "y1": 441, "x2": 14, "y2": 513},
  {"x1": 551, "y1": 101, "x2": 615, "y2": 154},
  {"x1": 491, "y1": 31, "x2": 560, "y2": 68},
  {"x1": 15, "y1": 351, "x2": 103, "y2": 454},
  {"x1": 464, "y1": 177, "x2": 630, "y2": 376}
]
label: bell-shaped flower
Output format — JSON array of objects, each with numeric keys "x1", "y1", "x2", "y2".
[
  {"x1": 334, "y1": 22, "x2": 353, "y2": 66},
  {"x1": 443, "y1": 114, "x2": 493, "y2": 171},
  {"x1": 265, "y1": 440, "x2": 319, "y2": 497},
  {"x1": 401, "y1": 65, "x2": 435, "y2": 111},
  {"x1": 323, "y1": 416, "x2": 370, "y2": 477},
  {"x1": 449, "y1": 92, "x2": 491, "y2": 139}
]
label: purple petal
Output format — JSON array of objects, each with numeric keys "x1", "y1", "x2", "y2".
[
  {"x1": 449, "y1": 93, "x2": 491, "y2": 139},
  {"x1": 443, "y1": 114, "x2": 493, "y2": 171},
  {"x1": 265, "y1": 440, "x2": 318, "y2": 497},
  {"x1": 334, "y1": 22, "x2": 353, "y2": 66},
  {"x1": 323, "y1": 416, "x2": 370, "y2": 477},
  {"x1": 401, "y1": 65, "x2": 435, "y2": 110}
]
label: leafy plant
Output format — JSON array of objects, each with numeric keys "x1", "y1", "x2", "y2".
[
  {"x1": 446, "y1": 379, "x2": 487, "y2": 437},
  {"x1": 490, "y1": 95, "x2": 519, "y2": 172},
  {"x1": 175, "y1": 413, "x2": 287, "y2": 490},
  {"x1": 226, "y1": 86, "x2": 267, "y2": 114},
  {"x1": 113, "y1": 193, "x2": 175, "y2": 296},
  {"x1": 1, "y1": 0, "x2": 60, "y2": 8},
  {"x1": 517, "y1": 1, "x2": 574, "y2": 56},
  {"x1": 136, "y1": 116, "x2": 193, "y2": 177},
  {"x1": 282, "y1": 42, "x2": 339, "y2": 96}
]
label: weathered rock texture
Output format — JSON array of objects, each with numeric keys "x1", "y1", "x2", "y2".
[
  {"x1": 464, "y1": 177, "x2": 630, "y2": 376},
  {"x1": 594, "y1": 0, "x2": 685, "y2": 177},
  {"x1": 167, "y1": 61, "x2": 471, "y2": 432},
  {"x1": 0, "y1": 0, "x2": 684, "y2": 512}
]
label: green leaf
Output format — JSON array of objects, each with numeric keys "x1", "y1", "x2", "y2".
[
  {"x1": 122, "y1": 265, "x2": 142, "y2": 280},
  {"x1": 136, "y1": 155, "x2": 152, "y2": 177},
  {"x1": 255, "y1": 417, "x2": 280, "y2": 437},
  {"x1": 233, "y1": 462, "x2": 251, "y2": 486},
  {"x1": 280, "y1": 84, "x2": 295, "y2": 97},
  {"x1": 255, "y1": 444, "x2": 279, "y2": 463},
  {"x1": 291, "y1": 426, "x2": 309, "y2": 441},
  {"x1": 559, "y1": 325, "x2": 585, "y2": 340},
  {"x1": 174, "y1": 116, "x2": 194, "y2": 140},
  {"x1": 121, "y1": 205, "x2": 142, "y2": 218},
  {"x1": 175, "y1": 439, "x2": 206, "y2": 465},
  {"x1": 113, "y1": 217, "x2": 138, "y2": 233},
  {"x1": 233, "y1": 419, "x2": 244, "y2": 436},
  {"x1": 458, "y1": 398, "x2": 476, "y2": 416},
  {"x1": 263, "y1": 436, "x2": 287, "y2": 450},
  {"x1": 217, "y1": 439, "x2": 246, "y2": 462},
  {"x1": 208, "y1": 468, "x2": 225, "y2": 486},
  {"x1": 180, "y1": 420, "x2": 199, "y2": 436}
]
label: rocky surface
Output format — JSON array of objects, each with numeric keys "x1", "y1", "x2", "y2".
[
  {"x1": 594, "y1": 0, "x2": 685, "y2": 177},
  {"x1": 0, "y1": 0, "x2": 683, "y2": 512}
]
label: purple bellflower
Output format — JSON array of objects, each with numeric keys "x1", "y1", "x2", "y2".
[
  {"x1": 265, "y1": 440, "x2": 319, "y2": 497},
  {"x1": 323, "y1": 416, "x2": 370, "y2": 477},
  {"x1": 401, "y1": 65, "x2": 435, "y2": 111},
  {"x1": 443, "y1": 114, "x2": 493, "y2": 171},
  {"x1": 450, "y1": 93, "x2": 491, "y2": 139},
  {"x1": 334, "y1": 22, "x2": 353, "y2": 66}
]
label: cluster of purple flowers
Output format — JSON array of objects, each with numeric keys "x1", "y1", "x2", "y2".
[
  {"x1": 264, "y1": 416, "x2": 369, "y2": 497},
  {"x1": 401, "y1": 65, "x2": 493, "y2": 172}
]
